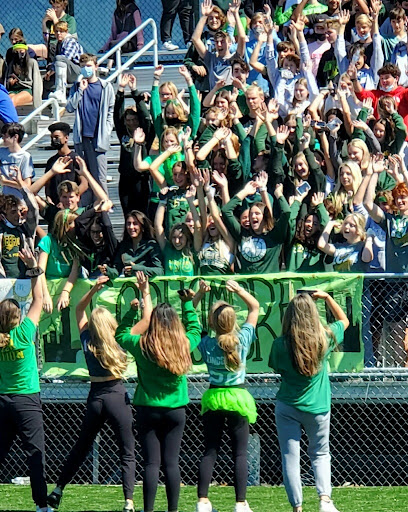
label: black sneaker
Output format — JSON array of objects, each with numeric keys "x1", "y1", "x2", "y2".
[{"x1": 47, "y1": 490, "x2": 62, "y2": 510}]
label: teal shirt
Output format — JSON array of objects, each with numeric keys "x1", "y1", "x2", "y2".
[
  {"x1": 0, "y1": 317, "x2": 39, "y2": 394},
  {"x1": 115, "y1": 301, "x2": 201, "y2": 408},
  {"x1": 269, "y1": 321, "x2": 344, "y2": 414}
]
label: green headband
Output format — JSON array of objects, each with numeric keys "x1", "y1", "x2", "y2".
[{"x1": 13, "y1": 43, "x2": 28, "y2": 51}]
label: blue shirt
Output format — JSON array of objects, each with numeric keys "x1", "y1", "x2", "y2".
[
  {"x1": 0, "y1": 84, "x2": 18, "y2": 124},
  {"x1": 198, "y1": 323, "x2": 256, "y2": 386},
  {"x1": 80, "y1": 80, "x2": 102, "y2": 138},
  {"x1": 80, "y1": 329, "x2": 113, "y2": 378}
]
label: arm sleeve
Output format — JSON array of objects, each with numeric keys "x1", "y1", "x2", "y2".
[
  {"x1": 187, "y1": 84, "x2": 201, "y2": 138},
  {"x1": 151, "y1": 84, "x2": 164, "y2": 138},
  {"x1": 221, "y1": 195, "x2": 244, "y2": 243},
  {"x1": 315, "y1": 202, "x2": 330, "y2": 227},
  {"x1": 115, "y1": 309, "x2": 140, "y2": 352},
  {"x1": 114, "y1": 90, "x2": 125, "y2": 134},
  {"x1": 370, "y1": 33, "x2": 384, "y2": 79},
  {"x1": 133, "y1": 9, "x2": 144, "y2": 49},
  {"x1": 392, "y1": 112, "x2": 407, "y2": 153},
  {"x1": 66, "y1": 84, "x2": 83, "y2": 112},
  {"x1": 273, "y1": 195, "x2": 291, "y2": 242},
  {"x1": 182, "y1": 301, "x2": 202, "y2": 351},
  {"x1": 288, "y1": 200, "x2": 302, "y2": 241},
  {"x1": 334, "y1": 34, "x2": 349, "y2": 76}
]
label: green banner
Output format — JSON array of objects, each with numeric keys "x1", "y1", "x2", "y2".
[{"x1": 37, "y1": 273, "x2": 364, "y2": 378}]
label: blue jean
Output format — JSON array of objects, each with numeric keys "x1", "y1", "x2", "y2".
[{"x1": 275, "y1": 400, "x2": 332, "y2": 508}]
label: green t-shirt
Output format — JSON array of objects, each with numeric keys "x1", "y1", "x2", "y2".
[
  {"x1": 0, "y1": 317, "x2": 39, "y2": 394},
  {"x1": 115, "y1": 301, "x2": 201, "y2": 408},
  {"x1": 0, "y1": 224, "x2": 24, "y2": 278},
  {"x1": 38, "y1": 234, "x2": 72, "y2": 278},
  {"x1": 163, "y1": 242, "x2": 195, "y2": 276},
  {"x1": 269, "y1": 321, "x2": 344, "y2": 414},
  {"x1": 144, "y1": 153, "x2": 185, "y2": 202},
  {"x1": 286, "y1": 243, "x2": 326, "y2": 273}
]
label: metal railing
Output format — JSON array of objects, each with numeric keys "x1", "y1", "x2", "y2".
[
  {"x1": 21, "y1": 98, "x2": 62, "y2": 151},
  {"x1": 97, "y1": 18, "x2": 159, "y2": 83}
]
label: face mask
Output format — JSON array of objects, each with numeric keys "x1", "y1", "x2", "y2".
[
  {"x1": 359, "y1": 32, "x2": 370, "y2": 41},
  {"x1": 50, "y1": 138, "x2": 64, "y2": 150},
  {"x1": 81, "y1": 65, "x2": 94, "y2": 79},
  {"x1": 253, "y1": 26, "x2": 265, "y2": 35},
  {"x1": 380, "y1": 84, "x2": 394, "y2": 92},
  {"x1": 166, "y1": 117, "x2": 179, "y2": 126}
]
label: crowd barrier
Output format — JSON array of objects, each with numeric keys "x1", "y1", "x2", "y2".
[{"x1": 1, "y1": 273, "x2": 408, "y2": 487}]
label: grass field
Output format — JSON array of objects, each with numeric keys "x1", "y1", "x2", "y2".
[{"x1": 1, "y1": 485, "x2": 408, "y2": 512}]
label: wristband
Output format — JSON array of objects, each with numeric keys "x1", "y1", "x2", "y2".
[
  {"x1": 61, "y1": 290, "x2": 70, "y2": 295},
  {"x1": 25, "y1": 267, "x2": 44, "y2": 278},
  {"x1": 153, "y1": 75, "x2": 160, "y2": 81},
  {"x1": 351, "y1": 78, "x2": 357, "y2": 82},
  {"x1": 259, "y1": 187, "x2": 267, "y2": 192}
]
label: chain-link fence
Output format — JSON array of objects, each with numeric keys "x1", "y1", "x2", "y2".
[
  {"x1": 1, "y1": 275, "x2": 408, "y2": 488},
  {"x1": 0, "y1": 0, "x2": 193, "y2": 59}
]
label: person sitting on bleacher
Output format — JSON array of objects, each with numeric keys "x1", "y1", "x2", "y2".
[
  {"x1": 44, "y1": 21, "x2": 84, "y2": 105},
  {"x1": 42, "y1": 0, "x2": 77, "y2": 63},
  {"x1": 0, "y1": 123, "x2": 34, "y2": 200},
  {"x1": 100, "y1": 0, "x2": 144, "y2": 75},
  {"x1": 5, "y1": 28, "x2": 39, "y2": 66},
  {"x1": 4, "y1": 43, "x2": 43, "y2": 108}
]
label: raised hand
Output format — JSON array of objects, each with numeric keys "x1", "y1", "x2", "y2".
[
  {"x1": 338, "y1": 9, "x2": 351, "y2": 25},
  {"x1": 212, "y1": 169, "x2": 228, "y2": 188},
  {"x1": 199, "y1": 279, "x2": 211, "y2": 293},
  {"x1": 79, "y1": 78, "x2": 88, "y2": 90},
  {"x1": 274, "y1": 182, "x2": 284, "y2": 198},
  {"x1": 154, "y1": 65, "x2": 165, "y2": 78},
  {"x1": 275, "y1": 125, "x2": 290, "y2": 145},
  {"x1": 225, "y1": 279, "x2": 243, "y2": 293},
  {"x1": 136, "y1": 271, "x2": 149, "y2": 294},
  {"x1": 382, "y1": 96, "x2": 396, "y2": 115},
  {"x1": 133, "y1": 127, "x2": 146, "y2": 145},
  {"x1": 347, "y1": 63, "x2": 357, "y2": 80},
  {"x1": 93, "y1": 275, "x2": 110, "y2": 291},
  {"x1": 362, "y1": 97, "x2": 373, "y2": 111},
  {"x1": 201, "y1": 0, "x2": 214, "y2": 17},
  {"x1": 255, "y1": 170, "x2": 268, "y2": 190},
  {"x1": 185, "y1": 183, "x2": 197, "y2": 199},
  {"x1": 310, "y1": 191, "x2": 325, "y2": 208},
  {"x1": 178, "y1": 65, "x2": 191, "y2": 81},
  {"x1": 192, "y1": 65, "x2": 207, "y2": 77},
  {"x1": 371, "y1": 153, "x2": 385, "y2": 174},
  {"x1": 167, "y1": 144, "x2": 182, "y2": 155},
  {"x1": 243, "y1": 180, "x2": 258, "y2": 196},
  {"x1": 52, "y1": 156, "x2": 72, "y2": 174},
  {"x1": 18, "y1": 247, "x2": 37, "y2": 269},
  {"x1": 75, "y1": 155, "x2": 88, "y2": 175},
  {"x1": 214, "y1": 126, "x2": 230, "y2": 142},
  {"x1": 128, "y1": 74, "x2": 137, "y2": 91},
  {"x1": 228, "y1": 0, "x2": 241, "y2": 15},
  {"x1": 119, "y1": 73, "x2": 130, "y2": 89},
  {"x1": 352, "y1": 119, "x2": 368, "y2": 132},
  {"x1": 299, "y1": 132, "x2": 311, "y2": 151}
]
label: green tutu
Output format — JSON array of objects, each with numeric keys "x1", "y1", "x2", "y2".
[{"x1": 201, "y1": 387, "x2": 257, "y2": 424}]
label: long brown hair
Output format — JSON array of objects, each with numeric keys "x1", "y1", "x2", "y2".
[
  {"x1": 88, "y1": 307, "x2": 128, "y2": 379},
  {"x1": 0, "y1": 300, "x2": 21, "y2": 348},
  {"x1": 139, "y1": 303, "x2": 192, "y2": 375},
  {"x1": 282, "y1": 293, "x2": 335, "y2": 377},
  {"x1": 210, "y1": 301, "x2": 240, "y2": 371}
]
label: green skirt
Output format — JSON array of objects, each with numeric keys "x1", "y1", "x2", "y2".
[{"x1": 201, "y1": 387, "x2": 257, "y2": 424}]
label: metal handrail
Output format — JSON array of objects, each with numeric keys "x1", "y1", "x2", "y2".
[
  {"x1": 97, "y1": 18, "x2": 158, "y2": 81},
  {"x1": 21, "y1": 98, "x2": 61, "y2": 128}
]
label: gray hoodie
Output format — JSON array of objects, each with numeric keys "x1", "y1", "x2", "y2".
[{"x1": 66, "y1": 78, "x2": 114, "y2": 152}]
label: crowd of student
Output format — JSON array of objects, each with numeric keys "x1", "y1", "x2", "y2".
[{"x1": 0, "y1": 0, "x2": 407, "y2": 511}]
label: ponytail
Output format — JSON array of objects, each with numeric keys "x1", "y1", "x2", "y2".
[
  {"x1": 210, "y1": 301, "x2": 241, "y2": 372},
  {"x1": 0, "y1": 333, "x2": 11, "y2": 348}
]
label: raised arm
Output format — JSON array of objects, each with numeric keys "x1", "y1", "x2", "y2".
[
  {"x1": 131, "y1": 272, "x2": 153, "y2": 335},
  {"x1": 76, "y1": 275, "x2": 109, "y2": 333},
  {"x1": 191, "y1": 0, "x2": 213, "y2": 59},
  {"x1": 154, "y1": 199, "x2": 167, "y2": 251},
  {"x1": 230, "y1": 0, "x2": 246, "y2": 57},
  {"x1": 317, "y1": 220, "x2": 338, "y2": 256},
  {"x1": 312, "y1": 291, "x2": 350, "y2": 330},
  {"x1": 19, "y1": 249, "x2": 43, "y2": 326},
  {"x1": 363, "y1": 169, "x2": 384, "y2": 224},
  {"x1": 30, "y1": 156, "x2": 73, "y2": 195},
  {"x1": 149, "y1": 145, "x2": 182, "y2": 188},
  {"x1": 75, "y1": 156, "x2": 108, "y2": 204},
  {"x1": 226, "y1": 279, "x2": 259, "y2": 327}
]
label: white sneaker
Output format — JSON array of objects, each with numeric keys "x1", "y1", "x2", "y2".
[
  {"x1": 234, "y1": 501, "x2": 253, "y2": 512},
  {"x1": 162, "y1": 41, "x2": 179, "y2": 51},
  {"x1": 319, "y1": 499, "x2": 340, "y2": 512},
  {"x1": 49, "y1": 89, "x2": 67, "y2": 106},
  {"x1": 196, "y1": 501, "x2": 214, "y2": 512}
]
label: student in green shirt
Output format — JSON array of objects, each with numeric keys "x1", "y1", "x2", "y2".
[
  {"x1": 115, "y1": 276, "x2": 201, "y2": 512},
  {"x1": 222, "y1": 177, "x2": 291, "y2": 274},
  {"x1": 0, "y1": 248, "x2": 49, "y2": 512},
  {"x1": 269, "y1": 291, "x2": 349, "y2": 512}
]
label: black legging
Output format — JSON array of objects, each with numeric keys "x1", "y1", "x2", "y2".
[
  {"x1": 136, "y1": 405, "x2": 186, "y2": 512},
  {"x1": 198, "y1": 410, "x2": 249, "y2": 502},
  {"x1": 0, "y1": 393, "x2": 48, "y2": 508},
  {"x1": 57, "y1": 380, "x2": 135, "y2": 500}
]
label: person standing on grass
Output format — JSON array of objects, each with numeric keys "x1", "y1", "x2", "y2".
[
  {"x1": 47, "y1": 274, "x2": 136, "y2": 512},
  {"x1": 269, "y1": 291, "x2": 350, "y2": 512},
  {"x1": 0, "y1": 248, "x2": 52, "y2": 512},
  {"x1": 115, "y1": 275, "x2": 201, "y2": 512},
  {"x1": 66, "y1": 53, "x2": 114, "y2": 204},
  {"x1": 195, "y1": 280, "x2": 260, "y2": 512}
]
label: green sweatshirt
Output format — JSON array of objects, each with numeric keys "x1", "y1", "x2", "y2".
[
  {"x1": 150, "y1": 83, "x2": 201, "y2": 139},
  {"x1": 115, "y1": 301, "x2": 201, "y2": 407},
  {"x1": 108, "y1": 239, "x2": 164, "y2": 279},
  {"x1": 221, "y1": 194, "x2": 290, "y2": 274},
  {"x1": 285, "y1": 202, "x2": 330, "y2": 272}
]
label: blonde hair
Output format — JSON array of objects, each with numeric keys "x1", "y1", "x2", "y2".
[
  {"x1": 341, "y1": 213, "x2": 367, "y2": 241},
  {"x1": 0, "y1": 300, "x2": 21, "y2": 348},
  {"x1": 160, "y1": 126, "x2": 180, "y2": 150},
  {"x1": 139, "y1": 303, "x2": 192, "y2": 375},
  {"x1": 159, "y1": 81, "x2": 178, "y2": 99},
  {"x1": 51, "y1": 210, "x2": 78, "y2": 243},
  {"x1": 347, "y1": 138, "x2": 370, "y2": 172},
  {"x1": 54, "y1": 21, "x2": 68, "y2": 32},
  {"x1": 245, "y1": 84, "x2": 264, "y2": 100},
  {"x1": 293, "y1": 77, "x2": 309, "y2": 106},
  {"x1": 164, "y1": 100, "x2": 188, "y2": 124},
  {"x1": 331, "y1": 161, "x2": 362, "y2": 215},
  {"x1": 210, "y1": 301, "x2": 240, "y2": 371},
  {"x1": 356, "y1": 14, "x2": 372, "y2": 26},
  {"x1": 282, "y1": 293, "x2": 334, "y2": 377},
  {"x1": 88, "y1": 307, "x2": 127, "y2": 379}
]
